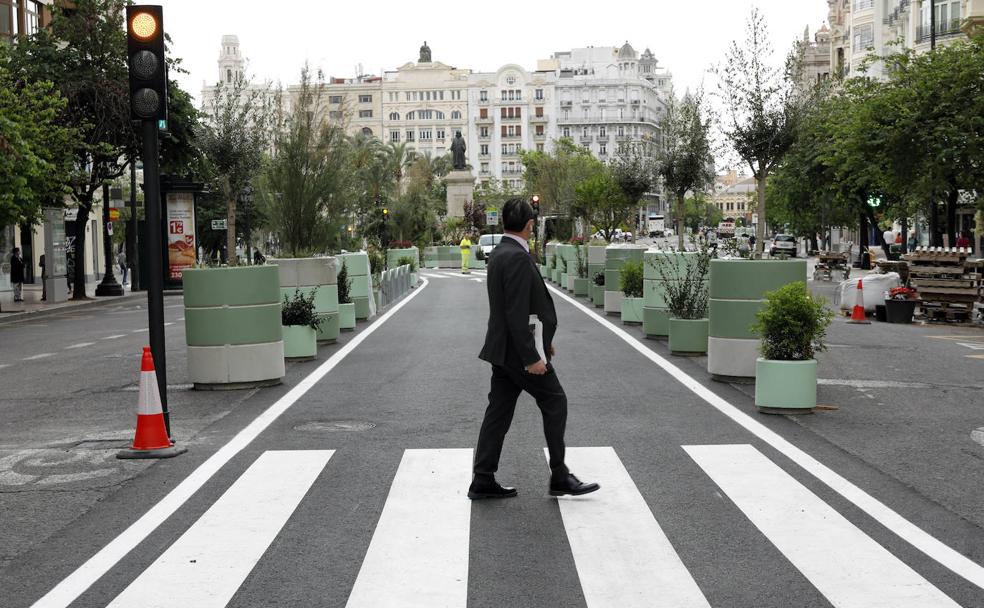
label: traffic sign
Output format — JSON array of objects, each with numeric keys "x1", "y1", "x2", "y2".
[
  {"x1": 211, "y1": 219, "x2": 228, "y2": 230},
  {"x1": 486, "y1": 210, "x2": 499, "y2": 226}
]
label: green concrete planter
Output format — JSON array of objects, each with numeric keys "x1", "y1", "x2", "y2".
[
  {"x1": 552, "y1": 269, "x2": 562, "y2": 283},
  {"x1": 316, "y1": 312, "x2": 339, "y2": 343},
  {"x1": 183, "y1": 266, "x2": 284, "y2": 389},
  {"x1": 353, "y1": 296, "x2": 370, "y2": 320},
  {"x1": 591, "y1": 283, "x2": 605, "y2": 307},
  {"x1": 668, "y1": 318, "x2": 709, "y2": 356},
  {"x1": 540, "y1": 265, "x2": 548, "y2": 277},
  {"x1": 755, "y1": 358, "x2": 817, "y2": 414},
  {"x1": 566, "y1": 274, "x2": 576, "y2": 292},
  {"x1": 386, "y1": 247, "x2": 419, "y2": 270},
  {"x1": 339, "y1": 302, "x2": 356, "y2": 331},
  {"x1": 643, "y1": 306, "x2": 670, "y2": 338},
  {"x1": 573, "y1": 277, "x2": 590, "y2": 297},
  {"x1": 282, "y1": 325, "x2": 317, "y2": 361},
  {"x1": 621, "y1": 297, "x2": 644, "y2": 324},
  {"x1": 561, "y1": 273, "x2": 569, "y2": 288}
]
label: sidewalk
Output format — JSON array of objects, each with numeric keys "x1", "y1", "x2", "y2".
[{"x1": 0, "y1": 283, "x2": 144, "y2": 325}]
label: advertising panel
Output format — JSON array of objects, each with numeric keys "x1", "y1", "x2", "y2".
[{"x1": 166, "y1": 192, "x2": 196, "y2": 283}]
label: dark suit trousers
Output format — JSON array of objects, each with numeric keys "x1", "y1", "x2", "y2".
[{"x1": 473, "y1": 362, "x2": 570, "y2": 481}]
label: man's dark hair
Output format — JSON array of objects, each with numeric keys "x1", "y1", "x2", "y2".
[{"x1": 502, "y1": 197, "x2": 534, "y2": 232}]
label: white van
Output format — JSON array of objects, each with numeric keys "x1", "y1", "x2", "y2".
[{"x1": 479, "y1": 234, "x2": 504, "y2": 256}]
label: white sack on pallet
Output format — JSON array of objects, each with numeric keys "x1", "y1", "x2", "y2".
[{"x1": 835, "y1": 273, "x2": 902, "y2": 312}]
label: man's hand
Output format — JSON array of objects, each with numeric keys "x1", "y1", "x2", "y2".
[
  {"x1": 548, "y1": 345, "x2": 556, "y2": 358},
  {"x1": 525, "y1": 359, "x2": 548, "y2": 375}
]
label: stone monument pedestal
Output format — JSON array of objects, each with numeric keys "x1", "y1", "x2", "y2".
[{"x1": 445, "y1": 170, "x2": 475, "y2": 218}]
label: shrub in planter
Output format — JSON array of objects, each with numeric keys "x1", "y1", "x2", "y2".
[
  {"x1": 592, "y1": 271, "x2": 606, "y2": 307},
  {"x1": 282, "y1": 289, "x2": 322, "y2": 360},
  {"x1": 751, "y1": 282, "x2": 833, "y2": 414},
  {"x1": 337, "y1": 261, "x2": 356, "y2": 331},
  {"x1": 572, "y1": 244, "x2": 590, "y2": 296},
  {"x1": 884, "y1": 287, "x2": 919, "y2": 324},
  {"x1": 620, "y1": 260, "x2": 644, "y2": 324},
  {"x1": 651, "y1": 246, "x2": 711, "y2": 355}
]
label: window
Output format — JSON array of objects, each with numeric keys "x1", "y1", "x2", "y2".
[
  {"x1": 406, "y1": 111, "x2": 415, "y2": 120},
  {"x1": 480, "y1": 127, "x2": 489, "y2": 137},
  {"x1": 359, "y1": 110, "x2": 373, "y2": 118},
  {"x1": 516, "y1": 125, "x2": 522, "y2": 136},
  {"x1": 501, "y1": 108, "x2": 508, "y2": 119},
  {"x1": 358, "y1": 94, "x2": 372, "y2": 103},
  {"x1": 501, "y1": 125, "x2": 508, "y2": 137},
  {"x1": 406, "y1": 130, "x2": 415, "y2": 142},
  {"x1": 390, "y1": 130, "x2": 401, "y2": 142},
  {"x1": 617, "y1": 126, "x2": 624, "y2": 136},
  {"x1": 479, "y1": 108, "x2": 488, "y2": 119},
  {"x1": 501, "y1": 90, "x2": 508, "y2": 101},
  {"x1": 362, "y1": 127, "x2": 373, "y2": 136},
  {"x1": 535, "y1": 88, "x2": 544, "y2": 100},
  {"x1": 420, "y1": 129, "x2": 432, "y2": 141},
  {"x1": 502, "y1": 144, "x2": 508, "y2": 154},
  {"x1": 508, "y1": 90, "x2": 515, "y2": 101},
  {"x1": 329, "y1": 95, "x2": 343, "y2": 104},
  {"x1": 536, "y1": 143, "x2": 544, "y2": 152},
  {"x1": 599, "y1": 126, "x2": 607, "y2": 137},
  {"x1": 439, "y1": 91, "x2": 445, "y2": 100},
  {"x1": 436, "y1": 129, "x2": 445, "y2": 140},
  {"x1": 481, "y1": 163, "x2": 489, "y2": 173},
  {"x1": 535, "y1": 126, "x2": 544, "y2": 136},
  {"x1": 451, "y1": 110, "x2": 462, "y2": 119},
  {"x1": 599, "y1": 145, "x2": 607, "y2": 156},
  {"x1": 853, "y1": 23, "x2": 873, "y2": 52},
  {"x1": 854, "y1": 0, "x2": 873, "y2": 9},
  {"x1": 405, "y1": 92, "x2": 412, "y2": 101},
  {"x1": 515, "y1": 107, "x2": 522, "y2": 119},
  {"x1": 435, "y1": 111, "x2": 445, "y2": 120},
  {"x1": 535, "y1": 106, "x2": 544, "y2": 117},
  {"x1": 562, "y1": 127, "x2": 571, "y2": 138},
  {"x1": 480, "y1": 144, "x2": 489, "y2": 155},
  {"x1": 226, "y1": 69, "x2": 232, "y2": 83},
  {"x1": 389, "y1": 112, "x2": 400, "y2": 121},
  {"x1": 582, "y1": 127, "x2": 589, "y2": 137},
  {"x1": 480, "y1": 90, "x2": 488, "y2": 101}
]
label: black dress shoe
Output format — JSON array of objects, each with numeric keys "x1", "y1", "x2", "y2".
[
  {"x1": 467, "y1": 478, "x2": 518, "y2": 500},
  {"x1": 549, "y1": 473, "x2": 600, "y2": 497}
]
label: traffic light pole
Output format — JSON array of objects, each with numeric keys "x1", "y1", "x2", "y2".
[{"x1": 142, "y1": 118, "x2": 170, "y2": 436}]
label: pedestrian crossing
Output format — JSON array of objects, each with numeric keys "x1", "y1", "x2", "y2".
[{"x1": 90, "y1": 445, "x2": 965, "y2": 608}]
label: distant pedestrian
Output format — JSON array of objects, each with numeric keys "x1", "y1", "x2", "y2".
[
  {"x1": 116, "y1": 250, "x2": 128, "y2": 285},
  {"x1": 908, "y1": 231, "x2": 917, "y2": 252},
  {"x1": 9, "y1": 247, "x2": 25, "y2": 302},
  {"x1": 253, "y1": 249, "x2": 265, "y2": 265},
  {"x1": 39, "y1": 254, "x2": 46, "y2": 301},
  {"x1": 956, "y1": 232, "x2": 971, "y2": 249},
  {"x1": 470, "y1": 197, "x2": 599, "y2": 500},
  {"x1": 748, "y1": 234, "x2": 756, "y2": 250}
]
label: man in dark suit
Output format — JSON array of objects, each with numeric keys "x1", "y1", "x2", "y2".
[{"x1": 469, "y1": 198, "x2": 600, "y2": 500}]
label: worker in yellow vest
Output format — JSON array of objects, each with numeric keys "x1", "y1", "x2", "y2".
[{"x1": 460, "y1": 234, "x2": 473, "y2": 274}]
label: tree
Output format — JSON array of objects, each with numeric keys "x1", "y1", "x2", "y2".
[
  {"x1": 0, "y1": 57, "x2": 75, "y2": 232},
  {"x1": 198, "y1": 76, "x2": 274, "y2": 265},
  {"x1": 716, "y1": 8, "x2": 805, "y2": 255},
  {"x1": 682, "y1": 194, "x2": 723, "y2": 233},
  {"x1": 658, "y1": 91, "x2": 715, "y2": 249},
  {"x1": 610, "y1": 141, "x2": 656, "y2": 241},
  {"x1": 574, "y1": 169, "x2": 635, "y2": 242},
  {"x1": 264, "y1": 66, "x2": 349, "y2": 256}
]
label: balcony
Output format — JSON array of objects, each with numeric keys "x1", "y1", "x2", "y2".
[
  {"x1": 533, "y1": 131, "x2": 547, "y2": 140},
  {"x1": 530, "y1": 114, "x2": 549, "y2": 123},
  {"x1": 596, "y1": 134, "x2": 609, "y2": 143},
  {"x1": 474, "y1": 115, "x2": 493, "y2": 124},
  {"x1": 501, "y1": 133, "x2": 523, "y2": 140},
  {"x1": 500, "y1": 114, "x2": 523, "y2": 122},
  {"x1": 916, "y1": 19, "x2": 963, "y2": 43},
  {"x1": 478, "y1": 131, "x2": 491, "y2": 140},
  {"x1": 478, "y1": 97, "x2": 490, "y2": 105},
  {"x1": 580, "y1": 135, "x2": 593, "y2": 144},
  {"x1": 501, "y1": 168, "x2": 524, "y2": 175},
  {"x1": 560, "y1": 100, "x2": 572, "y2": 108},
  {"x1": 479, "y1": 169, "x2": 492, "y2": 176}
]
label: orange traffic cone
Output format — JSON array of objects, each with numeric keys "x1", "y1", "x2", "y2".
[
  {"x1": 117, "y1": 347, "x2": 187, "y2": 459},
  {"x1": 847, "y1": 279, "x2": 871, "y2": 324}
]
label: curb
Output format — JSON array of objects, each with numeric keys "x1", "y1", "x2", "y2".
[{"x1": 0, "y1": 292, "x2": 148, "y2": 327}]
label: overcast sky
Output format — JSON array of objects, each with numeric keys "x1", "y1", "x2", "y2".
[{"x1": 161, "y1": 0, "x2": 831, "y2": 105}]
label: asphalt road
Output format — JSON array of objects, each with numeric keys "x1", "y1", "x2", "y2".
[{"x1": 1, "y1": 268, "x2": 984, "y2": 607}]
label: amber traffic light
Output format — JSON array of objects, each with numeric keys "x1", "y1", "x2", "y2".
[{"x1": 126, "y1": 6, "x2": 167, "y2": 121}]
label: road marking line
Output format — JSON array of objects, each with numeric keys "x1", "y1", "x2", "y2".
[
  {"x1": 966, "y1": 355, "x2": 984, "y2": 360},
  {"x1": 548, "y1": 447, "x2": 710, "y2": 608},
  {"x1": 163, "y1": 322, "x2": 174, "y2": 327},
  {"x1": 30, "y1": 278, "x2": 430, "y2": 608},
  {"x1": 818, "y1": 379, "x2": 933, "y2": 389},
  {"x1": 64, "y1": 342, "x2": 95, "y2": 350},
  {"x1": 685, "y1": 444, "x2": 961, "y2": 607},
  {"x1": 106, "y1": 450, "x2": 333, "y2": 608},
  {"x1": 420, "y1": 273, "x2": 448, "y2": 279},
  {"x1": 346, "y1": 448, "x2": 472, "y2": 608},
  {"x1": 23, "y1": 353, "x2": 54, "y2": 361},
  {"x1": 101, "y1": 334, "x2": 126, "y2": 340},
  {"x1": 130, "y1": 329, "x2": 147, "y2": 333},
  {"x1": 546, "y1": 283, "x2": 984, "y2": 591},
  {"x1": 0, "y1": 364, "x2": 10, "y2": 370},
  {"x1": 956, "y1": 342, "x2": 984, "y2": 351}
]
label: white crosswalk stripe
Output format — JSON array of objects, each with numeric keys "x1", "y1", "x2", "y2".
[
  {"x1": 685, "y1": 444, "x2": 961, "y2": 608},
  {"x1": 87, "y1": 446, "x2": 963, "y2": 608},
  {"x1": 106, "y1": 450, "x2": 334, "y2": 608},
  {"x1": 549, "y1": 447, "x2": 711, "y2": 608},
  {"x1": 346, "y1": 448, "x2": 473, "y2": 608}
]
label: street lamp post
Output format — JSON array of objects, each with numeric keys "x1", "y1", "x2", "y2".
[{"x1": 95, "y1": 186, "x2": 124, "y2": 296}]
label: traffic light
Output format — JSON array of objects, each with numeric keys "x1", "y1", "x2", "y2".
[
  {"x1": 531, "y1": 194, "x2": 540, "y2": 217},
  {"x1": 126, "y1": 5, "x2": 168, "y2": 122}
]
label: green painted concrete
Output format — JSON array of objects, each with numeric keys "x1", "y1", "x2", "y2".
[
  {"x1": 282, "y1": 325, "x2": 317, "y2": 359},
  {"x1": 183, "y1": 266, "x2": 280, "y2": 308},
  {"x1": 643, "y1": 306, "x2": 670, "y2": 337},
  {"x1": 755, "y1": 358, "x2": 817, "y2": 410},
  {"x1": 669, "y1": 318, "x2": 709, "y2": 354},
  {"x1": 316, "y1": 311, "x2": 339, "y2": 343},
  {"x1": 709, "y1": 299, "x2": 764, "y2": 340},
  {"x1": 185, "y1": 304, "x2": 282, "y2": 347},
  {"x1": 709, "y1": 259, "x2": 806, "y2": 300}
]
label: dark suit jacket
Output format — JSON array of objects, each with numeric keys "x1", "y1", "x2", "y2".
[{"x1": 478, "y1": 236, "x2": 557, "y2": 368}]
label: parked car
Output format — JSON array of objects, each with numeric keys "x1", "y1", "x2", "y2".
[
  {"x1": 770, "y1": 234, "x2": 797, "y2": 257},
  {"x1": 478, "y1": 233, "x2": 503, "y2": 256}
]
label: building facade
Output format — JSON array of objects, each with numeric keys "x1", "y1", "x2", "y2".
[
  {"x1": 0, "y1": 0, "x2": 50, "y2": 44},
  {"x1": 829, "y1": 0, "x2": 983, "y2": 78},
  {"x1": 799, "y1": 25, "x2": 832, "y2": 87}
]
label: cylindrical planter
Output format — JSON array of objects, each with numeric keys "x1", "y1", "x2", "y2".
[
  {"x1": 338, "y1": 253, "x2": 371, "y2": 320},
  {"x1": 708, "y1": 259, "x2": 806, "y2": 382},
  {"x1": 573, "y1": 277, "x2": 590, "y2": 297},
  {"x1": 620, "y1": 296, "x2": 644, "y2": 324},
  {"x1": 282, "y1": 325, "x2": 317, "y2": 361},
  {"x1": 183, "y1": 266, "x2": 285, "y2": 389},
  {"x1": 643, "y1": 307, "x2": 670, "y2": 339},
  {"x1": 273, "y1": 257, "x2": 339, "y2": 345},
  {"x1": 560, "y1": 273, "x2": 569, "y2": 289},
  {"x1": 591, "y1": 283, "x2": 605, "y2": 307},
  {"x1": 339, "y1": 302, "x2": 356, "y2": 331},
  {"x1": 644, "y1": 251, "x2": 692, "y2": 339},
  {"x1": 566, "y1": 273, "x2": 576, "y2": 292},
  {"x1": 755, "y1": 358, "x2": 817, "y2": 414},
  {"x1": 605, "y1": 245, "x2": 646, "y2": 315},
  {"x1": 552, "y1": 268, "x2": 562, "y2": 284},
  {"x1": 669, "y1": 318, "x2": 709, "y2": 356},
  {"x1": 884, "y1": 299, "x2": 917, "y2": 324}
]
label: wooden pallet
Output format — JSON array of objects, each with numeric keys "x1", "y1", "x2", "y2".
[{"x1": 919, "y1": 302, "x2": 972, "y2": 323}]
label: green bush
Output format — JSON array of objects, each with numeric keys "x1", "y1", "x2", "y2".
[
  {"x1": 752, "y1": 282, "x2": 833, "y2": 361},
  {"x1": 593, "y1": 271, "x2": 605, "y2": 286},
  {"x1": 573, "y1": 244, "x2": 588, "y2": 278},
  {"x1": 619, "y1": 261, "x2": 644, "y2": 298},
  {"x1": 397, "y1": 255, "x2": 417, "y2": 272},
  {"x1": 282, "y1": 289, "x2": 322, "y2": 330},
  {"x1": 650, "y1": 246, "x2": 711, "y2": 320},
  {"x1": 337, "y1": 261, "x2": 351, "y2": 305}
]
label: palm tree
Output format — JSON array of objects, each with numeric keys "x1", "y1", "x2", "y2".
[{"x1": 385, "y1": 141, "x2": 417, "y2": 192}]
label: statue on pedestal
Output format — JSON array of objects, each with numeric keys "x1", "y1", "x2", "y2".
[
  {"x1": 419, "y1": 41, "x2": 432, "y2": 63},
  {"x1": 451, "y1": 131, "x2": 467, "y2": 170}
]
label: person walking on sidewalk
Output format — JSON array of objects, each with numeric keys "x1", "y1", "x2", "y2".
[
  {"x1": 10, "y1": 248, "x2": 25, "y2": 302},
  {"x1": 39, "y1": 254, "x2": 46, "y2": 301},
  {"x1": 116, "y1": 250, "x2": 128, "y2": 286},
  {"x1": 470, "y1": 197, "x2": 600, "y2": 500}
]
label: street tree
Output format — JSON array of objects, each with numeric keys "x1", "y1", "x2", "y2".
[
  {"x1": 715, "y1": 8, "x2": 804, "y2": 255},
  {"x1": 657, "y1": 91, "x2": 715, "y2": 249},
  {"x1": 198, "y1": 75, "x2": 274, "y2": 265},
  {"x1": 573, "y1": 169, "x2": 630, "y2": 242},
  {"x1": 610, "y1": 142, "x2": 656, "y2": 242}
]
